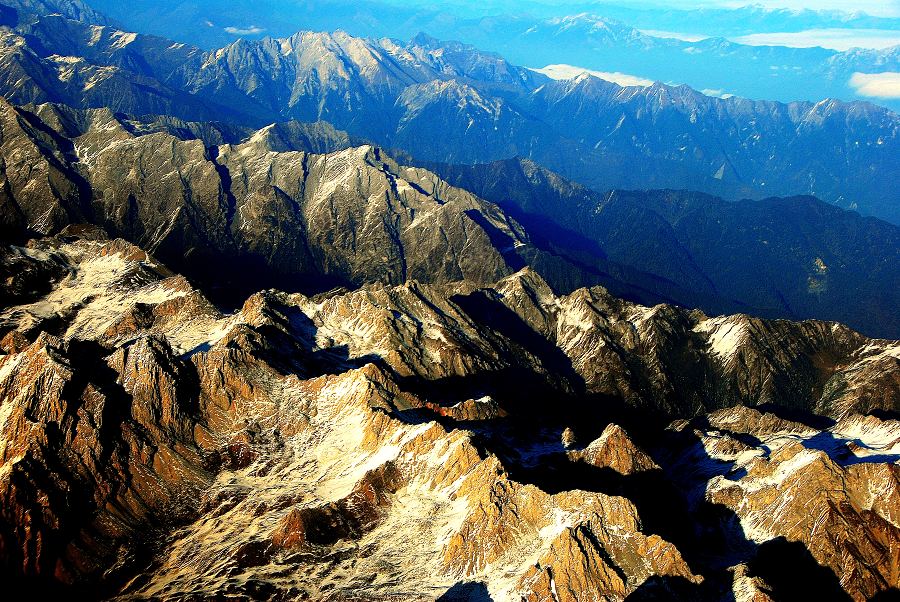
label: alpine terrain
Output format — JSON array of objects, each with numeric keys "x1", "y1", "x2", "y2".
[{"x1": 0, "y1": 0, "x2": 898, "y2": 601}]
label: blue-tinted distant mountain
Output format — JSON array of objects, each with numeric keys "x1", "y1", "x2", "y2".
[
  {"x1": 490, "y1": 14, "x2": 900, "y2": 111},
  {"x1": 80, "y1": 0, "x2": 900, "y2": 111},
  {"x1": 432, "y1": 157, "x2": 900, "y2": 338},
  {"x1": 569, "y1": 4, "x2": 900, "y2": 36},
  {"x1": 524, "y1": 74, "x2": 900, "y2": 223},
  {"x1": 0, "y1": 0, "x2": 109, "y2": 24},
  {"x1": 0, "y1": 12, "x2": 897, "y2": 223}
]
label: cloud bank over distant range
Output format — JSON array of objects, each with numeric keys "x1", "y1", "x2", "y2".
[
  {"x1": 733, "y1": 29, "x2": 900, "y2": 51},
  {"x1": 532, "y1": 64, "x2": 736, "y2": 98},
  {"x1": 850, "y1": 72, "x2": 900, "y2": 99},
  {"x1": 225, "y1": 25, "x2": 265, "y2": 35},
  {"x1": 532, "y1": 64, "x2": 655, "y2": 87},
  {"x1": 641, "y1": 28, "x2": 900, "y2": 51}
]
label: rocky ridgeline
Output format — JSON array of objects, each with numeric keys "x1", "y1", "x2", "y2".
[
  {"x1": 0, "y1": 11, "x2": 897, "y2": 221},
  {"x1": 0, "y1": 232, "x2": 897, "y2": 599},
  {"x1": 2, "y1": 97, "x2": 899, "y2": 341},
  {"x1": 0, "y1": 97, "x2": 536, "y2": 298}
]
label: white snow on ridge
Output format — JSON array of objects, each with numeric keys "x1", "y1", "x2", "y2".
[
  {"x1": 695, "y1": 316, "x2": 748, "y2": 363},
  {"x1": 831, "y1": 415, "x2": 900, "y2": 459},
  {"x1": 0, "y1": 243, "x2": 197, "y2": 346}
]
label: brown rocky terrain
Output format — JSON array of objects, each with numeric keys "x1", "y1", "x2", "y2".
[
  {"x1": 0, "y1": 97, "x2": 553, "y2": 303},
  {"x1": 0, "y1": 3, "x2": 896, "y2": 600},
  {"x1": 0, "y1": 231, "x2": 897, "y2": 600}
]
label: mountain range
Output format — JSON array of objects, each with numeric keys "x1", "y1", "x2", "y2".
[
  {"x1": 0, "y1": 1, "x2": 898, "y2": 599},
  {"x1": 70, "y1": 0, "x2": 900, "y2": 111},
  {"x1": 0, "y1": 98, "x2": 898, "y2": 338},
  {"x1": 0, "y1": 8, "x2": 897, "y2": 224},
  {"x1": 0, "y1": 229, "x2": 898, "y2": 599}
]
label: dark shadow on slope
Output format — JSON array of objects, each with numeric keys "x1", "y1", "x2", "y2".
[
  {"x1": 626, "y1": 575, "x2": 732, "y2": 602},
  {"x1": 469, "y1": 411, "x2": 863, "y2": 601},
  {"x1": 221, "y1": 297, "x2": 383, "y2": 379},
  {"x1": 449, "y1": 289, "x2": 586, "y2": 395},
  {"x1": 869, "y1": 409, "x2": 900, "y2": 422},
  {"x1": 747, "y1": 538, "x2": 852, "y2": 602},
  {"x1": 1, "y1": 575, "x2": 106, "y2": 602},
  {"x1": 392, "y1": 369, "x2": 572, "y2": 426},
  {"x1": 754, "y1": 402, "x2": 836, "y2": 430},
  {"x1": 438, "y1": 581, "x2": 494, "y2": 602},
  {"x1": 871, "y1": 588, "x2": 900, "y2": 601},
  {"x1": 802, "y1": 431, "x2": 900, "y2": 466},
  {"x1": 463, "y1": 209, "x2": 526, "y2": 271},
  {"x1": 502, "y1": 450, "x2": 751, "y2": 578},
  {"x1": 709, "y1": 404, "x2": 900, "y2": 467},
  {"x1": 0, "y1": 5, "x2": 18, "y2": 28}
]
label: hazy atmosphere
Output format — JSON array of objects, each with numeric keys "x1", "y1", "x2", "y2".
[{"x1": 85, "y1": 0, "x2": 900, "y2": 109}]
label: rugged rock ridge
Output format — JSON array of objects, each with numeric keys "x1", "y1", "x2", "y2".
[
  {"x1": 0, "y1": 235, "x2": 700, "y2": 599},
  {"x1": 288, "y1": 266, "x2": 899, "y2": 419},
  {"x1": 1, "y1": 9, "x2": 897, "y2": 221},
  {"x1": 2, "y1": 97, "x2": 898, "y2": 342},
  {"x1": 0, "y1": 98, "x2": 537, "y2": 297},
  {"x1": 0, "y1": 233, "x2": 898, "y2": 600},
  {"x1": 666, "y1": 405, "x2": 900, "y2": 601}
]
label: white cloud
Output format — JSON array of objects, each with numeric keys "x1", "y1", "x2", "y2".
[
  {"x1": 224, "y1": 25, "x2": 265, "y2": 36},
  {"x1": 849, "y1": 72, "x2": 900, "y2": 99},
  {"x1": 533, "y1": 64, "x2": 655, "y2": 87},
  {"x1": 532, "y1": 64, "x2": 733, "y2": 99},
  {"x1": 732, "y1": 29, "x2": 900, "y2": 51}
]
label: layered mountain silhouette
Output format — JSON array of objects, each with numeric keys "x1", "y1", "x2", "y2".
[
  {"x1": 0, "y1": 8, "x2": 897, "y2": 222},
  {"x1": 1, "y1": 98, "x2": 897, "y2": 337},
  {"x1": 0, "y1": 2, "x2": 898, "y2": 600}
]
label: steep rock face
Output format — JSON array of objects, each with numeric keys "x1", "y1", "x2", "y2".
[
  {"x1": 0, "y1": 98, "x2": 533, "y2": 296},
  {"x1": 666, "y1": 406, "x2": 900, "y2": 601},
  {"x1": 568, "y1": 424, "x2": 659, "y2": 475},
  {"x1": 27, "y1": 100, "x2": 361, "y2": 153},
  {"x1": 0, "y1": 96, "x2": 92, "y2": 237},
  {"x1": 0, "y1": 233, "x2": 897, "y2": 600},
  {"x1": 0, "y1": 332, "x2": 211, "y2": 585}
]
